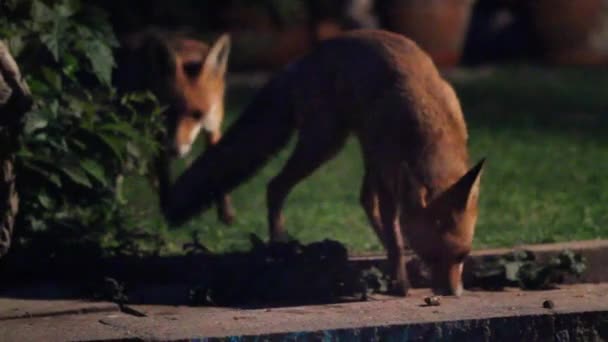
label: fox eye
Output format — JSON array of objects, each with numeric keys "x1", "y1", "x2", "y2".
[{"x1": 183, "y1": 61, "x2": 202, "y2": 78}]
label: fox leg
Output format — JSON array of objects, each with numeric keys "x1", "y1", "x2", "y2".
[
  {"x1": 360, "y1": 171, "x2": 386, "y2": 249},
  {"x1": 376, "y1": 169, "x2": 409, "y2": 296},
  {"x1": 267, "y1": 127, "x2": 347, "y2": 242},
  {"x1": 205, "y1": 130, "x2": 236, "y2": 225}
]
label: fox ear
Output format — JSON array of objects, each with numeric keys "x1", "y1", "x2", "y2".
[
  {"x1": 204, "y1": 33, "x2": 231, "y2": 79},
  {"x1": 448, "y1": 158, "x2": 485, "y2": 211}
]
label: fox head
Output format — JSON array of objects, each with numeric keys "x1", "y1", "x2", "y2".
[
  {"x1": 118, "y1": 32, "x2": 231, "y2": 158},
  {"x1": 403, "y1": 158, "x2": 485, "y2": 296},
  {"x1": 167, "y1": 34, "x2": 231, "y2": 157}
]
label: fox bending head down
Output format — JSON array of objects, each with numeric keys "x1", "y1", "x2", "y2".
[
  {"x1": 162, "y1": 30, "x2": 485, "y2": 296},
  {"x1": 115, "y1": 30, "x2": 235, "y2": 224}
]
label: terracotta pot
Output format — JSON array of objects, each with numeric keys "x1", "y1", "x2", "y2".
[
  {"x1": 384, "y1": 0, "x2": 475, "y2": 67},
  {"x1": 532, "y1": 0, "x2": 608, "y2": 65}
]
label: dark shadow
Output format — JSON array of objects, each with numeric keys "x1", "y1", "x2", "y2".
[{"x1": 0, "y1": 238, "x2": 389, "y2": 308}]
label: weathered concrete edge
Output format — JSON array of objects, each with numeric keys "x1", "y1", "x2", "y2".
[
  {"x1": 0, "y1": 302, "x2": 120, "y2": 322},
  {"x1": 202, "y1": 311, "x2": 608, "y2": 341},
  {"x1": 91, "y1": 309, "x2": 608, "y2": 341},
  {"x1": 205, "y1": 310, "x2": 608, "y2": 342},
  {"x1": 350, "y1": 239, "x2": 608, "y2": 286}
]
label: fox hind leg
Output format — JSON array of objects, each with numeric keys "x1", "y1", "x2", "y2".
[{"x1": 360, "y1": 171, "x2": 387, "y2": 249}]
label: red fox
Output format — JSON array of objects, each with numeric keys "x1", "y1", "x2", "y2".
[
  {"x1": 161, "y1": 30, "x2": 484, "y2": 296},
  {"x1": 115, "y1": 30, "x2": 235, "y2": 224}
]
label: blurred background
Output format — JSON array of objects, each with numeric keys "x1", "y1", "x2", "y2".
[
  {"x1": 93, "y1": 0, "x2": 608, "y2": 70},
  {"x1": 2, "y1": 0, "x2": 608, "y2": 261}
]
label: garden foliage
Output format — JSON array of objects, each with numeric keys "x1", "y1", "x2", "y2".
[{"x1": 0, "y1": 0, "x2": 166, "y2": 259}]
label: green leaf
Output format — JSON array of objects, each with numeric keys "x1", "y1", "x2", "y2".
[
  {"x1": 31, "y1": 1, "x2": 55, "y2": 24},
  {"x1": 23, "y1": 111, "x2": 49, "y2": 135},
  {"x1": 62, "y1": 53, "x2": 79, "y2": 79},
  {"x1": 61, "y1": 165, "x2": 92, "y2": 188},
  {"x1": 82, "y1": 39, "x2": 115, "y2": 85},
  {"x1": 38, "y1": 193, "x2": 54, "y2": 209},
  {"x1": 40, "y1": 16, "x2": 69, "y2": 62},
  {"x1": 41, "y1": 66, "x2": 62, "y2": 91},
  {"x1": 28, "y1": 78, "x2": 51, "y2": 96},
  {"x1": 40, "y1": 30, "x2": 60, "y2": 61},
  {"x1": 96, "y1": 134, "x2": 125, "y2": 163},
  {"x1": 55, "y1": 0, "x2": 80, "y2": 18},
  {"x1": 115, "y1": 174, "x2": 127, "y2": 204},
  {"x1": 504, "y1": 262, "x2": 522, "y2": 282},
  {"x1": 126, "y1": 142, "x2": 141, "y2": 159},
  {"x1": 7, "y1": 35, "x2": 24, "y2": 57},
  {"x1": 100, "y1": 122, "x2": 140, "y2": 139},
  {"x1": 81, "y1": 159, "x2": 108, "y2": 186}
]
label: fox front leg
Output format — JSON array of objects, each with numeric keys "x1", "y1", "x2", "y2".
[{"x1": 376, "y1": 173, "x2": 410, "y2": 296}]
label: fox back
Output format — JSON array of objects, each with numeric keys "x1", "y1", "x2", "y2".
[
  {"x1": 115, "y1": 29, "x2": 230, "y2": 157},
  {"x1": 163, "y1": 30, "x2": 484, "y2": 296}
]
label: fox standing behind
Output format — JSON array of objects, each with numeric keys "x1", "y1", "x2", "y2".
[
  {"x1": 115, "y1": 30, "x2": 235, "y2": 224},
  {"x1": 161, "y1": 30, "x2": 485, "y2": 296}
]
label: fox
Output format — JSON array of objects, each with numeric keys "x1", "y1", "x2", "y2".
[
  {"x1": 115, "y1": 29, "x2": 235, "y2": 224},
  {"x1": 160, "y1": 29, "x2": 485, "y2": 296}
]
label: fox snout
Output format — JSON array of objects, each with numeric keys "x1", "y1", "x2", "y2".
[{"x1": 168, "y1": 113, "x2": 203, "y2": 158}]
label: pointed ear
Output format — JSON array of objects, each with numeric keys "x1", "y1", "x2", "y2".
[
  {"x1": 448, "y1": 158, "x2": 485, "y2": 211},
  {"x1": 203, "y1": 33, "x2": 231, "y2": 79}
]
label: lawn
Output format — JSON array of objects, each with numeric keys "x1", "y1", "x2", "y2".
[{"x1": 125, "y1": 66, "x2": 608, "y2": 254}]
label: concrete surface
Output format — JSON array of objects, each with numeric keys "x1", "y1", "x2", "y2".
[
  {"x1": 1, "y1": 284, "x2": 608, "y2": 341},
  {"x1": 0, "y1": 298, "x2": 118, "y2": 321}
]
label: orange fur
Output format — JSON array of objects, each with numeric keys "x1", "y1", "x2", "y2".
[{"x1": 162, "y1": 30, "x2": 484, "y2": 296}]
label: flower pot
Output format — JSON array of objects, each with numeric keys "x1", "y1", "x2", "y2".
[
  {"x1": 532, "y1": 0, "x2": 608, "y2": 65},
  {"x1": 383, "y1": 0, "x2": 476, "y2": 67}
]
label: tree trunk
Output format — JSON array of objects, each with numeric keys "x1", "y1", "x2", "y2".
[{"x1": 0, "y1": 41, "x2": 30, "y2": 259}]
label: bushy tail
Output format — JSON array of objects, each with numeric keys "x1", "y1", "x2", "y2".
[{"x1": 161, "y1": 76, "x2": 295, "y2": 225}]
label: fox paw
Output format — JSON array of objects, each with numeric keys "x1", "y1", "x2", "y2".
[{"x1": 388, "y1": 280, "x2": 410, "y2": 297}]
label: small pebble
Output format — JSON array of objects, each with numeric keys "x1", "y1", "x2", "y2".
[
  {"x1": 542, "y1": 300, "x2": 555, "y2": 309},
  {"x1": 424, "y1": 296, "x2": 441, "y2": 306}
]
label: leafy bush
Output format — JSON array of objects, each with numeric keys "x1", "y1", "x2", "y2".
[{"x1": 0, "y1": 0, "x2": 166, "y2": 259}]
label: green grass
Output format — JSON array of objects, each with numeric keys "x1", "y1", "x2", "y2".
[{"x1": 125, "y1": 66, "x2": 608, "y2": 254}]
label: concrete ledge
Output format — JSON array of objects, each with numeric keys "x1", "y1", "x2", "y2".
[
  {"x1": 1, "y1": 284, "x2": 607, "y2": 341},
  {"x1": 0, "y1": 298, "x2": 119, "y2": 321}
]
